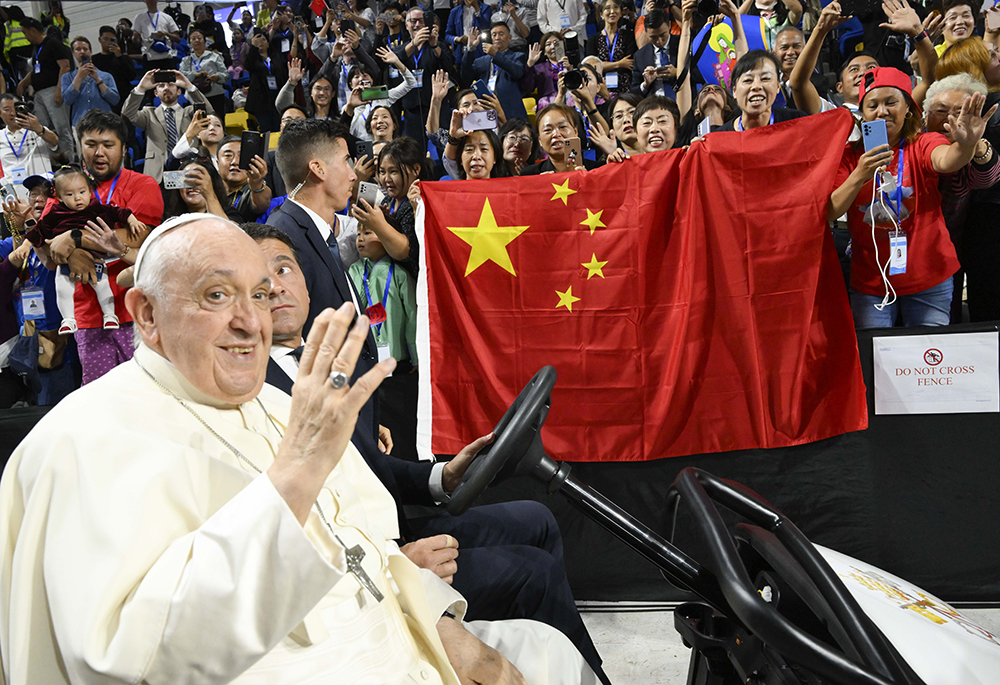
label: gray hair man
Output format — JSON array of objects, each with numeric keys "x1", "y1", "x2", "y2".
[{"x1": 0, "y1": 213, "x2": 595, "y2": 685}]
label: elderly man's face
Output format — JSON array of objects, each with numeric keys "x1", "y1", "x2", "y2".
[
  {"x1": 139, "y1": 224, "x2": 273, "y2": 404},
  {"x1": 259, "y1": 237, "x2": 310, "y2": 344}
]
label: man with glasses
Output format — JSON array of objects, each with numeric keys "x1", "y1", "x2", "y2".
[
  {"x1": 92, "y1": 25, "x2": 136, "y2": 115},
  {"x1": 395, "y1": 7, "x2": 451, "y2": 145}
]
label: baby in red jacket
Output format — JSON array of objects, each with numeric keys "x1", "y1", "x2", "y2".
[{"x1": 26, "y1": 165, "x2": 145, "y2": 335}]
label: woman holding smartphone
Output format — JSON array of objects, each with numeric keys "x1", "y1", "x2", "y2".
[{"x1": 827, "y1": 67, "x2": 994, "y2": 329}]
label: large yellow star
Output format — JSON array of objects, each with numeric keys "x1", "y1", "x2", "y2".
[
  {"x1": 447, "y1": 198, "x2": 529, "y2": 276},
  {"x1": 550, "y1": 179, "x2": 577, "y2": 205},
  {"x1": 580, "y1": 209, "x2": 606, "y2": 235},
  {"x1": 582, "y1": 254, "x2": 608, "y2": 280},
  {"x1": 555, "y1": 286, "x2": 581, "y2": 312}
]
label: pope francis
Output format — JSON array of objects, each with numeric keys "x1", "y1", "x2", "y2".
[{"x1": 0, "y1": 215, "x2": 596, "y2": 685}]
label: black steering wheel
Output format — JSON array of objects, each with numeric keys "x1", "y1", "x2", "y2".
[{"x1": 445, "y1": 366, "x2": 557, "y2": 515}]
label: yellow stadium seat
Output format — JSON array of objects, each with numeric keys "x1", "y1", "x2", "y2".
[
  {"x1": 523, "y1": 98, "x2": 537, "y2": 126},
  {"x1": 225, "y1": 110, "x2": 257, "y2": 135}
]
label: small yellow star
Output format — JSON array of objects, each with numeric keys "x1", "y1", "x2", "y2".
[
  {"x1": 550, "y1": 179, "x2": 577, "y2": 205},
  {"x1": 582, "y1": 254, "x2": 608, "y2": 280},
  {"x1": 555, "y1": 286, "x2": 581, "y2": 312},
  {"x1": 580, "y1": 209, "x2": 606, "y2": 235},
  {"x1": 447, "y1": 198, "x2": 530, "y2": 276}
]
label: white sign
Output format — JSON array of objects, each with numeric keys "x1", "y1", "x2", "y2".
[{"x1": 873, "y1": 332, "x2": 999, "y2": 415}]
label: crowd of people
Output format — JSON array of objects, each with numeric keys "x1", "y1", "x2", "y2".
[
  {"x1": 1, "y1": 0, "x2": 1000, "y2": 405},
  {"x1": 1, "y1": 0, "x2": 1000, "y2": 681}
]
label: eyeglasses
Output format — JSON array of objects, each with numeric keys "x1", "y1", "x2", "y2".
[
  {"x1": 312, "y1": 85, "x2": 333, "y2": 93},
  {"x1": 505, "y1": 134, "x2": 532, "y2": 145},
  {"x1": 611, "y1": 108, "x2": 635, "y2": 122}
]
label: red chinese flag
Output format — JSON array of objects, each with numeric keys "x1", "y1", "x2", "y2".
[
  {"x1": 417, "y1": 108, "x2": 867, "y2": 462},
  {"x1": 310, "y1": 0, "x2": 328, "y2": 19}
]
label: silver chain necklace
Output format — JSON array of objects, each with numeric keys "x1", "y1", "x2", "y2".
[{"x1": 133, "y1": 357, "x2": 385, "y2": 602}]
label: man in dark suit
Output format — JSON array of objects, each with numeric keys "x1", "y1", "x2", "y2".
[
  {"x1": 256, "y1": 123, "x2": 609, "y2": 681},
  {"x1": 462, "y1": 22, "x2": 527, "y2": 120},
  {"x1": 630, "y1": 9, "x2": 676, "y2": 100}
]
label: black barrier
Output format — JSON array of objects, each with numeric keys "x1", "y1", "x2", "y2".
[
  {"x1": 1, "y1": 323, "x2": 998, "y2": 602},
  {"x1": 477, "y1": 322, "x2": 1000, "y2": 603}
]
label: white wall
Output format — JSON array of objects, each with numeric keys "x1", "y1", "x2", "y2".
[{"x1": 33, "y1": 2, "x2": 201, "y2": 46}]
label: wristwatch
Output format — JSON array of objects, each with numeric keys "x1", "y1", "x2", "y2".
[
  {"x1": 23, "y1": 218, "x2": 37, "y2": 231},
  {"x1": 71, "y1": 228, "x2": 83, "y2": 249},
  {"x1": 251, "y1": 183, "x2": 268, "y2": 193}
]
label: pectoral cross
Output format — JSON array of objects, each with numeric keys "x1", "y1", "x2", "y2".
[{"x1": 336, "y1": 535, "x2": 384, "y2": 602}]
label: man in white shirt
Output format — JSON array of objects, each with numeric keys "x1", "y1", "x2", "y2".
[
  {"x1": 536, "y1": 0, "x2": 587, "y2": 44},
  {"x1": 0, "y1": 213, "x2": 596, "y2": 685},
  {"x1": 0, "y1": 94, "x2": 58, "y2": 201},
  {"x1": 131, "y1": 0, "x2": 181, "y2": 69}
]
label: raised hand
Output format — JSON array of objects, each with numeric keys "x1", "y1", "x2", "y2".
[
  {"x1": 879, "y1": 0, "x2": 922, "y2": 37},
  {"x1": 287, "y1": 57, "x2": 304, "y2": 84},
  {"x1": 527, "y1": 41, "x2": 542, "y2": 67},
  {"x1": 945, "y1": 92, "x2": 999, "y2": 148},
  {"x1": 431, "y1": 68, "x2": 450, "y2": 101}
]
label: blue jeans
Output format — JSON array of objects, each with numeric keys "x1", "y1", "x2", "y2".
[{"x1": 851, "y1": 277, "x2": 954, "y2": 329}]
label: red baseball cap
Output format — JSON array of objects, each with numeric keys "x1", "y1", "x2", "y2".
[{"x1": 858, "y1": 67, "x2": 921, "y2": 115}]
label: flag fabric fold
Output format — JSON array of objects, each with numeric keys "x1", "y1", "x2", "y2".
[{"x1": 416, "y1": 108, "x2": 867, "y2": 463}]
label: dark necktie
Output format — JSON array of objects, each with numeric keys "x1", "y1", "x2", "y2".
[
  {"x1": 164, "y1": 106, "x2": 178, "y2": 157},
  {"x1": 324, "y1": 229, "x2": 360, "y2": 311},
  {"x1": 291, "y1": 345, "x2": 304, "y2": 361}
]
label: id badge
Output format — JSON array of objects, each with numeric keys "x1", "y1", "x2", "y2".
[
  {"x1": 34, "y1": 61, "x2": 41, "y2": 74},
  {"x1": 21, "y1": 287, "x2": 46, "y2": 321},
  {"x1": 605, "y1": 71, "x2": 618, "y2": 89},
  {"x1": 389, "y1": 66, "x2": 400, "y2": 78},
  {"x1": 377, "y1": 344, "x2": 393, "y2": 376},
  {"x1": 8, "y1": 166, "x2": 27, "y2": 182},
  {"x1": 366, "y1": 302, "x2": 387, "y2": 325},
  {"x1": 267, "y1": 75, "x2": 278, "y2": 89},
  {"x1": 488, "y1": 71, "x2": 498, "y2": 91},
  {"x1": 560, "y1": 14, "x2": 571, "y2": 29},
  {"x1": 889, "y1": 233, "x2": 907, "y2": 275},
  {"x1": 280, "y1": 38, "x2": 291, "y2": 52},
  {"x1": 413, "y1": 69, "x2": 423, "y2": 87}
]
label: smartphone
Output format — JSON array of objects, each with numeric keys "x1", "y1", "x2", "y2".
[
  {"x1": 340, "y1": 18, "x2": 356, "y2": 34},
  {"x1": 239, "y1": 130, "x2": 265, "y2": 170},
  {"x1": 988, "y1": 6, "x2": 1000, "y2": 31},
  {"x1": 162, "y1": 170, "x2": 194, "y2": 190},
  {"x1": 356, "y1": 139, "x2": 374, "y2": 162},
  {"x1": 861, "y1": 119, "x2": 889, "y2": 153},
  {"x1": 361, "y1": 85, "x2": 389, "y2": 102},
  {"x1": 79, "y1": 53, "x2": 91, "y2": 65},
  {"x1": 480, "y1": 30, "x2": 491, "y2": 44},
  {"x1": 358, "y1": 181, "x2": 384, "y2": 207},
  {"x1": 0, "y1": 182, "x2": 15, "y2": 203},
  {"x1": 697, "y1": 116, "x2": 711, "y2": 138},
  {"x1": 472, "y1": 79, "x2": 492, "y2": 100},
  {"x1": 463, "y1": 109, "x2": 498, "y2": 131},
  {"x1": 154, "y1": 70, "x2": 176, "y2": 83},
  {"x1": 108, "y1": 37, "x2": 118, "y2": 45},
  {"x1": 193, "y1": 103, "x2": 207, "y2": 114},
  {"x1": 565, "y1": 136, "x2": 583, "y2": 167}
]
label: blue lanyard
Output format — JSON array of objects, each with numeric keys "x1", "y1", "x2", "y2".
[
  {"x1": 148, "y1": 11, "x2": 159, "y2": 31},
  {"x1": 34, "y1": 45, "x2": 43, "y2": 65},
  {"x1": 95, "y1": 171, "x2": 121, "y2": 205},
  {"x1": 5, "y1": 130, "x2": 27, "y2": 160},
  {"x1": 263, "y1": 57, "x2": 271, "y2": 73},
  {"x1": 735, "y1": 112, "x2": 774, "y2": 131},
  {"x1": 193, "y1": 55, "x2": 205, "y2": 71},
  {"x1": 414, "y1": 45, "x2": 425, "y2": 66},
  {"x1": 887, "y1": 142, "x2": 905, "y2": 221},
  {"x1": 389, "y1": 199, "x2": 401, "y2": 216},
  {"x1": 604, "y1": 29, "x2": 619, "y2": 60},
  {"x1": 362, "y1": 261, "x2": 394, "y2": 334}
]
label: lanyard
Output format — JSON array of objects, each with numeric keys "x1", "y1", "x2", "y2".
[
  {"x1": 604, "y1": 29, "x2": 618, "y2": 60},
  {"x1": 414, "y1": 45, "x2": 425, "y2": 66},
  {"x1": 735, "y1": 111, "x2": 774, "y2": 131},
  {"x1": 556, "y1": 0, "x2": 567, "y2": 11},
  {"x1": 148, "y1": 11, "x2": 159, "y2": 31},
  {"x1": 389, "y1": 199, "x2": 401, "y2": 216},
  {"x1": 95, "y1": 171, "x2": 121, "y2": 205},
  {"x1": 193, "y1": 55, "x2": 205, "y2": 71},
  {"x1": 363, "y1": 261, "x2": 394, "y2": 334},
  {"x1": 886, "y1": 142, "x2": 905, "y2": 222},
  {"x1": 5, "y1": 130, "x2": 28, "y2": 160}
]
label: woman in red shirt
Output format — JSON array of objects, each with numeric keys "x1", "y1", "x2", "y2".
[{"x1": 828, "y1": 67, "x2": 995, "y2": 328}]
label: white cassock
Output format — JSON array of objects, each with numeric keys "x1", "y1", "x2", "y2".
[{"x1": 0, "y1": 344, "x2": 596, "y2": 685}]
